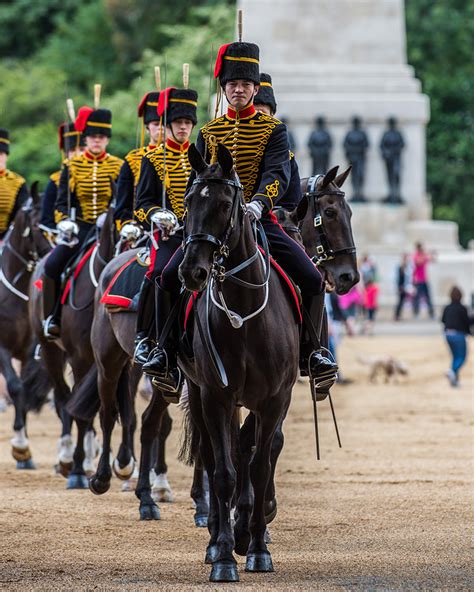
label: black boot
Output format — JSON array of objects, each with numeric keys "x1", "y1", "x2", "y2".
[
  {"x1": 42, "y1": 275, "x2": 61, "y2": 340},
  {"x1": 300, "y1": 293, "x2": 338, "y2": 394},
  {"x1": 133, "y1": 277, "x2": 156, "y2": 365},
  {"x1": 142, "y1": 285, "x2": 182, "y2": 395}
]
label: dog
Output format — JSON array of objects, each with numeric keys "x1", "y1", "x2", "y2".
[{"x1": 357, "y1": 355, "x2": 409, "y2": 383}]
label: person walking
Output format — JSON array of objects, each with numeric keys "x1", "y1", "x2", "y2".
[
  {"x1": 441, "y1": 286, "x2": 471, "y2": 387},
  {"x1": 362, "y1": 277, "x2": 379, "y2": 336},
  {"x1": 394, "y1": 253, "x2": 413, "y2": 320},
  {"x1": 412, "y1": 242, "x2": 435, "y2": 318}
]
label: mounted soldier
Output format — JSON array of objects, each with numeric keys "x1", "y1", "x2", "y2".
[
  {"x1": 42, "y1": 88, "x2": 123, "y2": 339},
  {"x1": 132, "y1": 66, "x2": 198, "y2": 372},
  {"x1": 142, "y1": 41, "x2": 337, "y2": 392},
  {"x1": 0, "y1": 129, "x2": 29, "y2": 240},
  {"x1": 40, "y1": 116, "x2": 83, "y2": 235},
  {"x1": 114, "y1": 67, "x2": 163, "y2": 237}
]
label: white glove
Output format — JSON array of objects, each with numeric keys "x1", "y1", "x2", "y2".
[
  {"x1": 95, "y1": 212, "x2": 107, "y2": 229},
  {"x1": 56, "y1": 218, "x2": 79, "y2": 247},
  {"x1": 247, "y1": 200, "x2": 264, "y2": 222}
]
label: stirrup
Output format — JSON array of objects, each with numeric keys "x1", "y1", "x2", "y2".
[
  {"x1": 151, "y1": 367, "x2": 184, "y2": 402},
  {"x1": 133, "y1": 337, "x2": 155, "y2": 365},
  {"x1": 43, "y1": 316, "x2": 60, "y2": 341}
]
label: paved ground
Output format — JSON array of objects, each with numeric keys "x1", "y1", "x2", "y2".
[{"x1": 0, "y1": 332, "x2": 472, "y2": 590}]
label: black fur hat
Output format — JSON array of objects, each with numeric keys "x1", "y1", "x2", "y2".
[
  {"x1": 58, "y1": 122, "x2": 81, "y2": 152},
  {"x1": 76, "y1": 107, "x2": 113, "y2": 137},
  {"x1": 0, "y1": 128, "x2": 10, "y2": 154},
  {"x1": 254, "y1": 73, "x2": 277, "y2": 114},
  {"x1": 214, "y1": 42, "x2": 260, "y2": 86},
  {"x1": 158, "y1": 88, "x2": 198, "y2": 125},
  {"x1": 138, "y1": 91, "x2": 161, "y2": 125}
]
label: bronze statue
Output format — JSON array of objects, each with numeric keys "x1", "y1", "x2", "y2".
[
  {"x1": 343, "y1": 116, "x2": 369, "y2": 201},
  {"x1": 308, "y1": 116, "x2": 332, "y2": 174},
  {"x1": 381, "y1": 117, "x2": 405, "y2": 203}
]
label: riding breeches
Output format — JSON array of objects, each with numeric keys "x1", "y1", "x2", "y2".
[
  {"x1": 146, "y1": 230, "x2": 183, "y2": 284},
  {"x1": 160, "y1": 214, "x2": 324, "y2": 297},
  {"x1": 43, "y1": 223, "x2": 93, "y2": 282}
]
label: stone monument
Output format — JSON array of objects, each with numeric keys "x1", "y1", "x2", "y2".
[{"x1": 238, "y1": 0, "x2": 474, "y2": 306}]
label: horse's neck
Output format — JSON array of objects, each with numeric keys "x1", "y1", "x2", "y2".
[
  {"x1": 97, "y1": 220, "x2": 115, "y2": 267},
  {"x1": 1, "y1": 225, "x2": 30, "y2": 279}
]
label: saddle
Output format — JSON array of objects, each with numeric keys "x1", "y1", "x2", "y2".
[{"x1": 100, "y1": 247, "x2": 149, "y2": 312}]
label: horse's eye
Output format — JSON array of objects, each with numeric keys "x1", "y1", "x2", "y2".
[
  {"x1": 324, "y1": 208, "x2": 337, "y2": 219},
  {"x1": 221, "y1": 202, "x2": 232, "y2": 213}
]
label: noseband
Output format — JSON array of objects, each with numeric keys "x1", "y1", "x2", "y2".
[{"x1": 305, "y1": 175, "x2": 357, "y2": 266}]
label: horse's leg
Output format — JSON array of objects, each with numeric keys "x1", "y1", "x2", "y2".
[
  {"x1": 135, "y1": 390, "x2": 168, "y2": 520},
  {"x1": 234, "y1": 412, "x2": 256, "y2": 556},
  {"x1": 151, "y1": 408, "x2": 174, "y2": 503},
  {"x1": 65, "y1": 418, "x2": 89, "y2": 489},
  {"x1": 0, "y1": 347, "x2": 34, "y2": 469},
  {"x1": 191, "y1": 459, "x2": 209, "y2": 527},
  {"x1": 246, "y1": 401, "x2": 287, "y2": 573},
  {"x1": 113, "y1": 365, "x2": 138, "y2": 482},
  {"x1": 264, "y1": 417, "x2": 286, "y2": 525},
  {"x1": 201, "y1": 390, "x2": 239, "y2": 583},
  {"x1": 120, "y1": 391, "x2": 139, "y2": 492}
]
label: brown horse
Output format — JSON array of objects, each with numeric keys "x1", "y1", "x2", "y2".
[{"x1": 0, "y1": 184, "x2": 52, "y2": 468}]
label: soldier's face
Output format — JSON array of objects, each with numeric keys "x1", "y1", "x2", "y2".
[
  {"x1": 254, "y1": 103, "x2": 273, "y2": 116},
  {"x1": 225, "y1": 80, "x2": 258, "y2": 110},
  {"x1": 0, "y1": 152, "x2": 7, "y2": 170},
  {"x1": 86, "y1": 134, "x2": 109, "y2": 154},
  {"x1": 169, "y1": 119, "x2": 193, "y2": 144},
  {"x1": 147, "y1": 121, "x2": 163, "y2": 145}
]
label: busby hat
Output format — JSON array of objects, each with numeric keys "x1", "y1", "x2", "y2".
[
  {"x1": 138, "y1": 91, "x2": 161, "y2": 125},
  {"x1": 254, "y1": 73, "x2": 277, "y2": 114},
  {"x1": 0, "y1": 129, "x2": 10, "y2": 154},
  {"x1": 75, "y1": 107, "x2": 113, "y2": 137},
  {"x1": 158, "y1": 87, "x2": 198, "y2": 125},
  {"x1": 58, "y1": 122, "x2": 81, "y2": 152},
  {"x1": 214, "y1": 42, "x2": 260, "y2": 86}
]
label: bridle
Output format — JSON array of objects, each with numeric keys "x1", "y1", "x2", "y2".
[
  {"x1": 304, "y1": 175, "x2": 357, "y2": 266},
  {"x1": 0, "y1": 199, "x2": 50, "y2": 301}
]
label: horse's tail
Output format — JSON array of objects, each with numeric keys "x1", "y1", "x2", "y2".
[
  {"x1": 116, "y1": 362, "x2": 135, "y2": 428},
  {"x1": 66, "y1": 365, "x2": 100, "y2": 421},
  {"x1": 178, "y1": 382, "x2": 200, "y2": 466},
  {"x1": 21, "y1": 345, "x2": 52, "y2": 412}
]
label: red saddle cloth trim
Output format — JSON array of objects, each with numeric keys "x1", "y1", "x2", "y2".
[
  {"x1": 100, "y1": 256, "x2": 136, "y2": 308},
  {"x1": 183, "y1": 254, "x2": 302, "y2": 329},
  {"x1": 61, "y1": 243, "x2": 96, "y2": 305},
  {"x1": 34, "y1": 278, "x2": 43, "y2": 291}
]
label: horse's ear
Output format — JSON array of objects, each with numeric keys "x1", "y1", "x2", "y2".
[
  {"x1": 320, "y1": 166, "x2": 339, "y2": 189},
  {"x1": 295, "y1": 194, "x2": 309, "y2": 221},
  {"x1": 30, "y1": 181, "x2": 40, "y2": 205},
  {"x1": 217, "y1": 143, "x2": 234, "y2": 176},
  {"x1": 188, "y1": 143, "x2": 207, "y2": 174},
  {"x1": 334, "y1": 165, "x2": 352, "y2": 188}
]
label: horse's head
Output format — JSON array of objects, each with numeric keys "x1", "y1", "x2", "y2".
[
  {"x1": 10, "y1": 182, "x2": 51, "y2": 261},
  {"x1": 179, "y1": 143, "x2": 244, "y2": 292},
  {"x1": 297, "y1": 167, "x2": 359, "y2": 294}
]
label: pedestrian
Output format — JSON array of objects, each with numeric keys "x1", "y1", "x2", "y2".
[
  {"x1": 362, "y1": 277, "x2": 379, "y2": 336},
  {"x1": 441, "y1": 286, "x2": 471, "y2": 387},
  {"x1": 394, "y1": 253, "x2": 413, "y2": 320},
  {"x1": 360, "y1": 253, "x2": 377, "y2": 284},
  {"x1": 326, "y1": 292, "x2": 353, "y2": 384},
  {"x1": 412, "y1": 242, "x2": 435, "y2": 318},
  {"x1": 339, "y1": 284, "x2": 361, "y2": 334}
]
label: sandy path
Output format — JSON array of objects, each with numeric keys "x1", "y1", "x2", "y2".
[{"x1": 0, "y1": 333, "x2": 472, "y2": 590}]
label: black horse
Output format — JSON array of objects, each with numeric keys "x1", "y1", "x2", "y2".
[{"x1": 0, "y1": 184, "x2": 52, "y2": 468}]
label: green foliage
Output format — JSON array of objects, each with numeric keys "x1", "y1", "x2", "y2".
[{"x1": 406, "y1": 0, "x2": 474, "y2": 246}]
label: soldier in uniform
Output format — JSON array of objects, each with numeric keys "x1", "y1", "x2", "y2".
[
  {"x1": 143, "y1": 42, "x2": 337, "y2": 392},
  {"x1": 308, "y1": 116, "x2": 332, "y2": 175},
  {"x1": 42, "y1": 106, "x2": 123, "y2": 339},
  {"x1": 40, "y1": 122, "x2": 82, "y2": 233},
  {"x1": 132, "y1": 85, "x2": 198, "y2": 371},
  {"x1": 0, "y1": 129, "x2": 29, "y2": 240},
  {"x1": 114, "y1": 90, "x2": 162, "y2": 233},
  {"x1": 253, "y1": 72, "x2": 302, "y2": 211}
]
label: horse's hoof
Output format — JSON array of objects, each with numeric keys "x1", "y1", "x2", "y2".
[
  {"x1": 88, "y1": 474, "x2": 110, "y2": 495},
  {"x1": 66, "y1": 474, "x2": 89, "y2": 489},
  {"x1": 12, "y1": 446, "x2": 32, "y2": 462},
  {"x1": 264, "y1": 498, "x2": 277, "y2": 524},
  {"x1": 16, "y1": 458, "x2": 36, "y2": 470},
  {"x1": 58, "y1": 461, "x2": 73, "y2": 478},
  {"x1": 194, "y1": 513, "x2": 208, "y2": 528},
  {"x1": 245, "y1": 551, "x2": 274, "y2": 573},
  {"x1": 113, "y1": 457, "x2": 135, "y2": 481},
  {"x1": 121, "y1": 478, "x2": 137, "y2": 492},
  {"x1": 204, "y1": 544, "x2": 219, "y2": 564},
  {"x1": 139, "y1": 503, "x2": 161, "y2": 521},
  {"x1": 210, "y1": 561, "x2": 239, "y2": 583},
  {"x1": 264, "y1": 528, "x2": 272, "y2": 544}
]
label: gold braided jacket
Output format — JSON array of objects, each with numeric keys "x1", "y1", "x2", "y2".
[{"x1": 0, "y1": 169, "x2": 26, "y2": 234}]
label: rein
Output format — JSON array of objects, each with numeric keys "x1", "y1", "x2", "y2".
[{"x1": 304, "y1": 175, "x2": 357, "y2": 266}]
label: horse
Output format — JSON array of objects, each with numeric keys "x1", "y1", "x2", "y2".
[
  {"x1": 0, "y1": 183, "x2": 52, "y2": 468},
  {"x1": 30, "y1": 206, "x2": 136, "y2": 488}
]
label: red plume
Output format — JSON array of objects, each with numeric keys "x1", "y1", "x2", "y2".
[
  {"x1": 137, "y1": 93, "x2": 149, "y2": 117},
  {"x1": 214, "y1": 43, "x2": 232, "y2": 78},
  {"x1": 157, "y1": 87, "x2": 176, "y2": 118},
  {"x1": 75, "y1": 106, "x2": 94, "y2": 133}
]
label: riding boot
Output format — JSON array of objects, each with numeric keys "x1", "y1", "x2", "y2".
[
  {"x1": 133, "y1": 277, "x2": 156, "y2": 365},
  {"x1": 142, "y1": 284, "x2": 182, "y2": 396},
  {"x1": 42, "y1": 275, "x2": 61, "y2": 340},
  {"x1": 300, "y1": 293, "x2": 338, "y2": 394}
]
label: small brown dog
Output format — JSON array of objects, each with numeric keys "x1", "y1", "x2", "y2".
[{"x1": 358, "y1": 355, "x2": 409, "y2": 383}]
